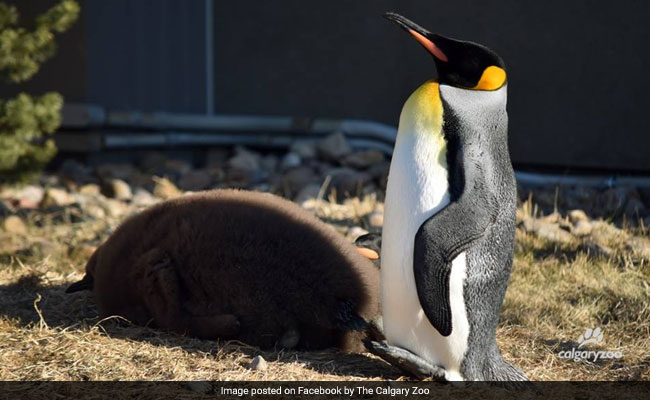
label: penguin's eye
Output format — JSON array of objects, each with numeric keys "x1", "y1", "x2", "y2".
[{"x1": 472, "y1": 66, "x2": 506, "y2": 91}]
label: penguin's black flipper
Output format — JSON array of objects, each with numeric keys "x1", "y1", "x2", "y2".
[
  {"x1": 364, "y1": 340, "x2": 447, "y2": 381},
  {"x1": 413, "y1": 146, "x2": 499, "y2": 337}
]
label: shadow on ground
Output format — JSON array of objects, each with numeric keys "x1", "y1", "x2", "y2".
[{"x1": 0, "y1": 275, "x2": 402, "y2": 380}]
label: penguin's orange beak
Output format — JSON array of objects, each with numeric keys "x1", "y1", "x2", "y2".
[
  {"x1": 357, "y1": 247, "x2": 379, "y2": 260},
  {"x1": 384, "y1": 12, "x2": 448, "y2": 62}
]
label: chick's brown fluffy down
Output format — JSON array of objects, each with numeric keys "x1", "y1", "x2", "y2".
[{"x1": 71, "y1": 189, "x2": 381, "y2": 351}]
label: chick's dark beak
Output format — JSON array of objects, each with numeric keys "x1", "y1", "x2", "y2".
[{"x1": 384, "y1": 12, "x2": 448, "y2": 62}]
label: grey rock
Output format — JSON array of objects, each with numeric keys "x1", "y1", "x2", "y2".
[
  {"x1": 317, "y1": 131, "x2": 351, "y2": 161},
  {"x1": 126, "y1": 171, "x2": 155, "y2": 190},
  {"x1": 178, "y1": 170, "x2": 211, "y2": 191},
  {"x1": 294, "y1": 183, "x2": 323, "y2": 205},
  {"x1": 368, "y1": 211, "x2": 384, "y2": 228},
  {"x1": 280, "y1": 152, "x2": 302, "y2": 171},
  {"x1": 59, "y1": 159, "x2": 94, "y2": 184},
  {"x1": 590, "y1": 220, "x2": 624, "y2": 240},
  {"x1": 3, "y1": 215, "x2": 27, "y2": 234},
  {"x1": 132, "y1": 189, "x2": 158, "y2": 208},
  {"x1": 306, "y1": 159, "x2": 335, "y2": 176},
  {"x1": 587, "y1": 221, "x2": 623, "y2": 255},
  {"x1": 521, "y1": 216, "x2": 535, "y2": 233},
  {"x1": 248, "y1": 355, "x2": 268, "y2": 371},
  {"x1": 523, "y1": 218, "x2": 574, "y2": 243},
  {"x1": 84, "y1": 203, "x2": 106, "y2": 219},
  {"x1": 164, "y1": 159, "x2": 192, "y2": 177},
  {"x1": 627, "y1": 237, "x2": 650, "y2": 260},
  {"x1": 206, "y1": 167, "x2": 226, "y2": 184},
  {"x1": 572, "y1": 220, "x2": 593, "y2": 236},
  {"x1": 568, "y1": 209, "x2": 589, "y2": 224},
  {"x1": 535, "y1": 221, "x2": 574, "y2": 243},
  {"x1": 325, "y1": 167, "x2": 371, "y2": 199},
  {"x1": 40, "y1": 188, "x2": 76, "y2": 208},
  {"x1": 227, "y1": 147, "x2": 266, "y2": 185},
  {"x1": 113, "y1": 179, "x2": 134, "y2": 200},
  {"x1": 581, "y1": 239, "x2": 613, "y2": 259},
  {"x1": 14, "y1": 185, "x2": 45, "y2": 205},
  {"x1": 102, "y1": 179, "x2": 133, "y2": 200},
  {"x1": 283, "y1": 167, "x2": 319, "y2": 196},
  {"x1": 102, "y1": 198, "x2": 129, "y2": 218},
  {"x1": 290, "y1": 141, "x2": 317, "y2": 159},
  {"x1": 228, "y1": 147, "x2": 260, "y2": 171},
  {"x1": 260, "y1": 154, "x2": 279, "y2": 173},
  {"x1": 541, "y1": 212, "x2": 561, "y2": 224},
  {"x1": 342, "y1": 150, "x2": 385, "y2": 169},
  {"x1": 366, "y1": 160, "x2": 390, "y2": 180},
  {"x1": 79, "y1": 184, "x2": 101, "y2": 196},
  {"x1": 140, "y1": 151, "x2": 167, "y2": 174},
  {"x1": 96, "y1": 163, "x2": 138, "y2": 182},
  {"x1": 153, "y1": 177, "x2": 182, "y2": 199},
  {"x1": 205, "y1": 148, "x2": 230, "y2": 168}
]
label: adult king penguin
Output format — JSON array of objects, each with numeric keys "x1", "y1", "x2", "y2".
[{"x1": 365, "y1": 12, "x2": 527, "y2": 382}]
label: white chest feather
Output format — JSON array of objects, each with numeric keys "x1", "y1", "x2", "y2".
[{"x1": 381, "y1": 81, "x2": 470, "y2": 380}]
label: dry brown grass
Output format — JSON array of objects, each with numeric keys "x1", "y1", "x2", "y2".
[{"x1": 0, "y1": 194, "x2": 649, "y2": 382}]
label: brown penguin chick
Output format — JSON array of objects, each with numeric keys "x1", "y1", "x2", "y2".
[{"x1": 67, "y1": 189, "x2": 380, "y2": 351}]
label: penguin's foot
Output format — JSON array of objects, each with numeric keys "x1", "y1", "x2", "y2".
[{"x1": 364, "y1": 340, "x2": 446, "y2": 381}]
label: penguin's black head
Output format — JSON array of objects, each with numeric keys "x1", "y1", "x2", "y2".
[{"x1": 385, "y1": 12, "x2": 506, "y2": 91}]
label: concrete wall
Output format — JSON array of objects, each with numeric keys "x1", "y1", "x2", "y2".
[{"x1": 3, "y1": 0, "x2": 649, "y2": 171}]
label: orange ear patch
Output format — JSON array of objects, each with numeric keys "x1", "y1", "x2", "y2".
[
  {"x1": 357, "y1": 247, "x2": 379, "y2": 260},
  {"x1": 473, "y1": 66, "x2": 506, "y2": 90}
]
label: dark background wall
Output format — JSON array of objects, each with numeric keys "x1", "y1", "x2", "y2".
[
  {"x1": 2, "y1": 0, "x2": 649, "y2": 172},
  {"x1": 0, "y1": 0, "x2": 209, "y2": 112},
  {"x1": 84, "y1": 0, "x2": 208, "y2": 113}
]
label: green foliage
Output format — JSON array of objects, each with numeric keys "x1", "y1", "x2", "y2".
[
  {"x1": 0, "y1": 0, "x2": 80, "y2": 83},
  {"x1": 0, "y1": 1, "x2": 79, "y2": 184},
  {"x1": 0, "y1": 92, "x2": 61, "y2": 182}
]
